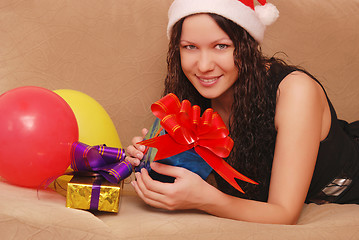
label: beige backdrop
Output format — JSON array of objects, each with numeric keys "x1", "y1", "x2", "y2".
[{"x1": 0, "y1": 0, "x2": 358, "y2": 147}]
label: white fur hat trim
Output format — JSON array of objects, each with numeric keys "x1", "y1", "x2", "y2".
[{"x1": 167, "y1": 0, "x2": 279, "y2": 43}]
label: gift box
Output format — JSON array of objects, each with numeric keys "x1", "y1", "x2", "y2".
[
  {"x1": 66, "y1": 175, "x2": 123, "y2": 213},
  {"x1": 64, "y1": 142, "x2": 131, "y2": 212},
  {"x1": 135, "y1": 118, "x2": 213, "y2": 183},
  {"x1": 135, "y1": 93, "x2": 257, "y2": 193}
]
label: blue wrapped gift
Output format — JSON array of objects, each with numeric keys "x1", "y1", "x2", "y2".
[{"x1": 135, "y1": 118, "x2": 213, "y2": 182}]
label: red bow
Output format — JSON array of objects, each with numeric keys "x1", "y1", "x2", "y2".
[{"x1": 139, "y1": 93, "x2": 257, "y2": 193}]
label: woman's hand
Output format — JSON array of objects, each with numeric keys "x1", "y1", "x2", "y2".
[
  {"x1": 125, "y1": 128, "x2": 148, "y2": 167},
  {"x1": 132, "y1": 162, "x2": 214, "y2": 211}
]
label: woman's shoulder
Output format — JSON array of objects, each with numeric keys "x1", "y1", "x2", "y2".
[
  {"x1": 277, "y1": 70, "x2": 327, "y2": 107},
  {"x1": 278, "y1": 71, "x2": 323, "y2": 94},
  {"x1": 276, "y1": 70, "x2": 327, "y2": 110},
  {"x1": 265, "y1": 60, "x2": 327, "y2": 108},
  {"x1": 275, "y1": 70, "x2": 331, "y2": 140}
]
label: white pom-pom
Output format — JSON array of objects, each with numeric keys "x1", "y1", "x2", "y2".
[{"x1": 255, "y1": 3, "x2": 279, "y2": 26}]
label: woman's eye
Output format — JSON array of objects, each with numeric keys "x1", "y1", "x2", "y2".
[
  {"x1": 216, "y1": 44, "x2": 229, "y2": 50},
  {"x1": 184, "y1": 45, "x2": 197, "y2": 50}
]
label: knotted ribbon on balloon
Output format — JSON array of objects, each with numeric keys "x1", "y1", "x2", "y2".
[
  {"x1": 138, "y1": 93, "x2": 257, "y2": 193},
  {"x1": 70, "y1": 142, "x2": 131, "y2": 210}
]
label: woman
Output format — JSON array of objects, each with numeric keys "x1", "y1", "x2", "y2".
[{"x1": 126, "y1": 0, "x2": 359, "y2": 224}]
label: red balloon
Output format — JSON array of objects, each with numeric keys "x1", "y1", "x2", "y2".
[{"x1": 0, "y1": 86, "x2": 78, "y2": 188}]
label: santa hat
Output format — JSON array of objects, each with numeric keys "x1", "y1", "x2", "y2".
[{"x1": 167, "y1": 0, "x2": 279, "y2": 43}]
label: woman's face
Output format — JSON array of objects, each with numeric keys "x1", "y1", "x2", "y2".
[{"x1": 179, "y1": 14, "x2": 238, "y2": 100}]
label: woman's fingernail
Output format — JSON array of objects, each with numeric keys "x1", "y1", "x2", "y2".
[{"x1": 136, "y1": 153, "x2": 142, "y2": 159}]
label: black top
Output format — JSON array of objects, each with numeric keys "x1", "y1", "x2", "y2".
[{"x1": 275, "y1": 67, "x2": 359, "y2": 204}]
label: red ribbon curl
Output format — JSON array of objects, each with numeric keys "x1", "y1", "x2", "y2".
[{"x1": 139, "y1": 93, "x2": 257, "y2": 193}]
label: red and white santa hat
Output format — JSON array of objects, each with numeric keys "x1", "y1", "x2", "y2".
[{"x1": 167, "y1": 0, "x2": 279, "y2": 43}]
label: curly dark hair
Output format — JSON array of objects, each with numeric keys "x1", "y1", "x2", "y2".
[{"x1": 163, "y1": 13, "x2": 296, "y2": 201}]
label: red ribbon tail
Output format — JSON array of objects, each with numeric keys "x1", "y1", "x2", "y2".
[
  {"x1": 195, "y1": 147, "x2": 258, "y2": 193},
  {"x1": 138, "y1": 134, "x2": 192, "y2": 161}
]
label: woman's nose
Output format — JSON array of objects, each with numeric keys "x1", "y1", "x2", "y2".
[{"x1": 197, "y1": 51, "x2": 215, "y2": 73}]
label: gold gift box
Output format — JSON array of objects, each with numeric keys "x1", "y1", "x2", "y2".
[{"x1": 66, "y1": 176, "x2": 123, "y2": 213}]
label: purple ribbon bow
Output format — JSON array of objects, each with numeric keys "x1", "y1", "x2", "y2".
[
  {"x1": 71, "y1": 142, "x2": 132, "y2": 184},
  {"x1": 70, "y1": 142, "x2": 131, "y2": 211}
]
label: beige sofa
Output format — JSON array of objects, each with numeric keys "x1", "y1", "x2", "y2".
[{"x1": 1, "y1": 0, "x2": 359, "y2": 239}]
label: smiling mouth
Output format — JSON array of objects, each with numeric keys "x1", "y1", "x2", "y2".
[{"x1": 197, "y1": 75, "x2": 221, "y2": 84}]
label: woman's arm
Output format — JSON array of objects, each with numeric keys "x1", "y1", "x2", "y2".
[
  {"x1": 132, "y1": 71, "x2": 331, "y2": 224},
  {"x1": 199, "y1": 71, "x2": 330, "y2": 224}
]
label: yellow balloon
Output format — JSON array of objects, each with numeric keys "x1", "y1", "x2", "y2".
[
  {"x1": 50, "y1": 89, "x2": 122, "y2": 196},
  {"x1": 53, "y1": 89, "x2": 121, "y2": 148}
]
